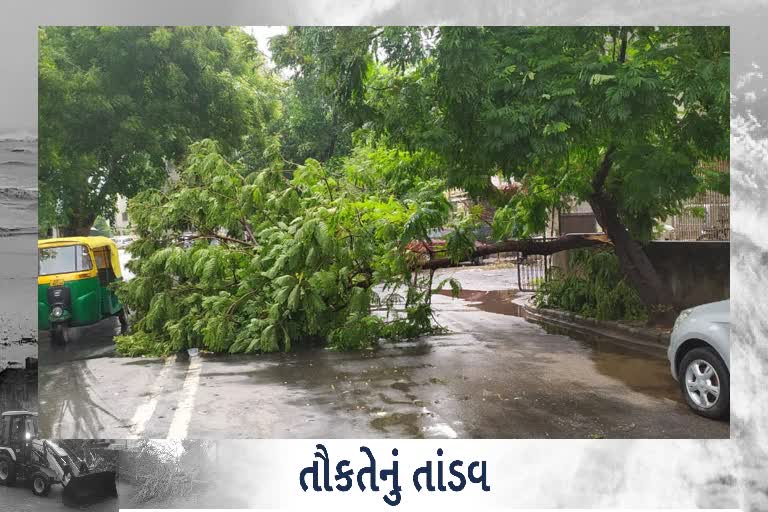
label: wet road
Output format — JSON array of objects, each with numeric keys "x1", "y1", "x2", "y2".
[
  {"x1": 38, "y1": 267, "x2": 729, "y2": 439},
  {"x1": 0, "y1": 482, "x2": 117, "y2": 511}
]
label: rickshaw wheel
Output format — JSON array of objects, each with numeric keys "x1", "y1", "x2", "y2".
[
  {"x1": 51, "y1": 324, "x2": 69, "y2": 345},
  {"x1": 118, "y1": 308, "x2": 130, "y2": 334}
]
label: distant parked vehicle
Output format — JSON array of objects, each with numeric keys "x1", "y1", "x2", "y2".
[
  {"x1": 668, "y1": 300, "x2": 730, "y2": 419},
  {"x1": 112, "y1": 235, "x2": 135, "y2": 249},
  {"x1": 180, "y1": 231, "x2": 196, "y2": 248}
]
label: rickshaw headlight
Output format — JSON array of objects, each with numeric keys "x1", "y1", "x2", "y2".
[{"x1": 52, "y1": 306, "x2": 63, "y2": 318}]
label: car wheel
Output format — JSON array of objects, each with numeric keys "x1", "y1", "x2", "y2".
[
  {"x1": 679, "y1": 347, "x2": 730, "y2": 420},
  {"x1": 0, "y1": 453, "x2": 16, "y2": 485},
  {"x1": 31, "y1": 473, "x2": 51, "y2": 496}
]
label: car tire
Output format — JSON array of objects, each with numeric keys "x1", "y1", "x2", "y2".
[
  {"x1": 678, "y1": 347, "x2": 730, "y2": 420},
  {"x1": 31, "y1": 473, "x2": 51, "y2": 496},
  {"x1": 0, "y1": 453, "x2": 16, "y2": 485}
]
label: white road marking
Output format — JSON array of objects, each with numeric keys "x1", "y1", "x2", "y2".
[
  {"x1": 127, "y1": 355, "x2": 176, "y2": 439},
  {"x1": 166, "y1": 355, "x2": 203, "y2": 439}
]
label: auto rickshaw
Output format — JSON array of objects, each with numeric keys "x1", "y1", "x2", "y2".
[{"x1": 38, "y1": 236, "x2": 128, "y2": 343}]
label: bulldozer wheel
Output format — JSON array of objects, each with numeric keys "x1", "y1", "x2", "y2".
[
  {"x1": 0, "y1": 454, "x2": 16, "y2": 485},
  {"x1": 31, "y1": 473, "x2": 50, "y2": 496}
]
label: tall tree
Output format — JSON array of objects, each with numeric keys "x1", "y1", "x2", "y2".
[
  {"x1": 39, "y1": 26, "x2": 281, "y2": 235},
  {"x1": 285, "y1": 26, "x2": 729, "y2": 322},
  {"x1": 433, "y1": 27, "x2": 729, "y2": 321}
]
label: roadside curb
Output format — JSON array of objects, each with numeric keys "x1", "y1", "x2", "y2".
[{"x1": 514, "y1": 296, "x2": 670, "y2": 353}]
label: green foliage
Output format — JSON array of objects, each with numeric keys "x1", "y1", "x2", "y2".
[
  {"x1": 92, "y1": 216, "x2": 113, "y2": 237},
  {"x1": 270, "y1": 27, "x2": 379, "y2": 165},
  {"x1": 334, "y1": 25, "x2": 727, "y2": 309},
  {"x1": 39, "y1": 26, "x2": 281, "y2": 233},
  {"x1": 115, "y1": 331, "x2": 175, "y2": 357},
  {"x1": 534, "y1": 249, "x2": 647, "y2": 322},
  {"x1": 115, "y1": 140, "x2": 452, "y2": 355},
  {"x1": 430, "y1": 26, "x2": 729, "y2": 241},
  {"x1": 328, "y1": 314, "x2": 384, "y2": 351},
  {"x1": 43, "y1": 26, "x2": 730, "y2": 339},
  {"x1": 279, "y1": 26, "x2": 728, "y2": 243},
  {"x1": 433, "y1": 277, "x2": 462, "y2": 298}
]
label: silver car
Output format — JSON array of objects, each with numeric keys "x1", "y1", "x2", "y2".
[{"x1": 667, "y1": 300, "x2": 730, "y2": 419}]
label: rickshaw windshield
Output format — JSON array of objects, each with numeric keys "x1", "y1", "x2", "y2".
[{"x1": 39, "y1": 244, "x2": 93, "y2": 276}]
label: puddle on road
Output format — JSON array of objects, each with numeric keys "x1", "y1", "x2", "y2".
[
  {"x1": 435, "y1": 287, "x2": 660, "y2": 356},
  {"x1": 434, "y1": 288, "x2": 525, "y2": 316},
  {"x1": 434, "y1": 287, "x2": 679, "y2": 401},
  {"x1": 39, "y1": 317, "x2": 120, "y2": 365},
  {"x1": 198, "y1": 289, "x2": 678, "y2": 406},
  {"x1": 370, "y1": 411, "x2": 423, "y2": 437},
  {"x1": 39, "y1": 283, "x2": 688, "y2": 437}
]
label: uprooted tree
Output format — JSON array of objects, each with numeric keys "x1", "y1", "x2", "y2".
[{"x1": 272, "y1": 26, "x2": 729, "y2": 323}]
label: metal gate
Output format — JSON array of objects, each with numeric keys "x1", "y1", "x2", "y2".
[{"x1": 517, "y1": 247, "x2": 551, "y2": 292}]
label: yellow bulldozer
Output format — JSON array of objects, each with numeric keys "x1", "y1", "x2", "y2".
[{"x1": 0, "y1": 411, "x2": 117, "y2": 505}]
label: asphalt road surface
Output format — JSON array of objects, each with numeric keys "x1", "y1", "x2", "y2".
[
  {"x1": 38, "y1": 266, "x2": 729, "y2": 439},
  {"x1": 0, "y1": 482, "x2": 117, "y2": 512}
]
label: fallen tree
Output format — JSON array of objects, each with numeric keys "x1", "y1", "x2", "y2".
[
  {"x1": 116, "y1": 142, "x2": 457, "y2": 355},
  {"x1": 119, "y1": 141, "x2": 617, "y2": 356}
]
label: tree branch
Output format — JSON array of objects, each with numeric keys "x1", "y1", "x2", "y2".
[
  {"x1": 618, "y1": 28, "x2": 629, "y2": 63},
  {"x1": 417, "y1": 232, "x2": 611, "y2": 270},
  {"x1": 239, "y1": 218, "x2": 255, "y2": 242},
  {"x1": 591, "y1": 146, "x2": 616, "y2": 194},
  {"x1": 189, "y1": 234, "x2": 255, "y2": 248}
]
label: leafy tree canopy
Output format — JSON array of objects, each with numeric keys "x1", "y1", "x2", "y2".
[
  {"x1": 299, "y1": 26, "x2": 729, "y2": 240},
  {"x1": 39, "y1": 26, "x2": 282, "y2": 234},
  {"x1": 431, "y1": 27, "x2": 729, "y2": 240},
  {"x1": 274, "y1": 26, "x2": 729, "y2": 317},
  {"x1": 116, "y1": 140, "x2": 458, "y2": 355}
]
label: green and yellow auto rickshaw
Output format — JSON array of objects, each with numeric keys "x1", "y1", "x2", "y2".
[{"x1": 37, "y1": 236, "x2": 128, "y2": 343}]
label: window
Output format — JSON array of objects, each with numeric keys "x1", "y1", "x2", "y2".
[
  {"x1": 24, "y1": 416, "x2": 38, "y2": 439},
  {"x1": 10, "y1": 417, "x2": 23, "y2": 442},
  {"x1": 93, "y1": 247, "x2": 110, "y2": 269},
  {"x1": 122, "y1": 212, "x2": 129, "y2": 222},
  {"x1": 38, "y1": 245, "x2": 93, "y2": 276}
]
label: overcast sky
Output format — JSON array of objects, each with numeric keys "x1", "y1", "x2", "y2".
[{"x1": 243, "y1": 25, "x2": 287, "y2": 65}]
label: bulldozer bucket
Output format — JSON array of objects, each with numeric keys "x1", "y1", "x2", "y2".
[{"x1": 62, "y1": 470, "x2": 117, "y2": 506}]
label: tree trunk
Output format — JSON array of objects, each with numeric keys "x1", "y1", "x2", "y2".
[
  {"x1": 60, "y1": 213, "x2": 96, "y2": 237},
  {"x1": 587, "y1": 150, "x2": 677, "y2": 325},
  {"x1": 588, "y1": 197, "x2": 677, "y2": 325}
]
